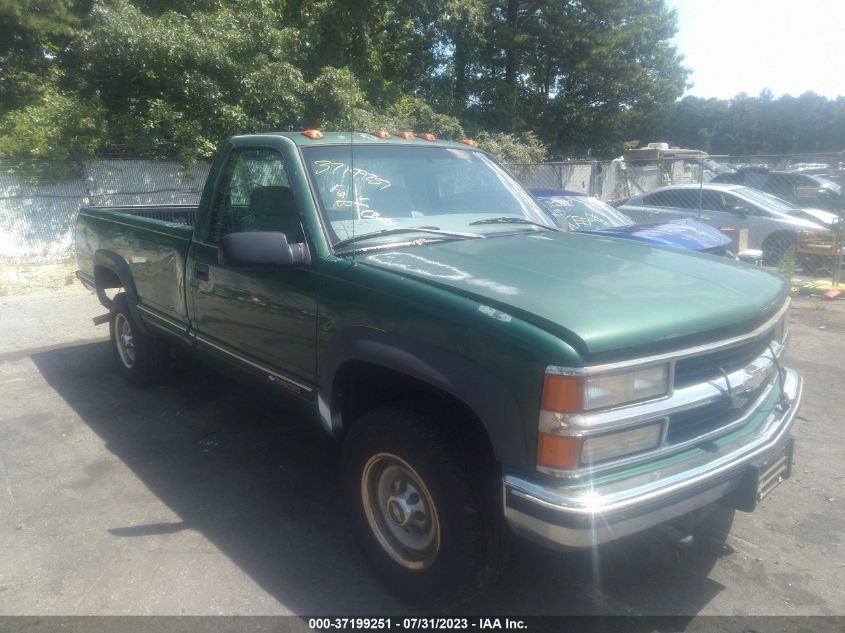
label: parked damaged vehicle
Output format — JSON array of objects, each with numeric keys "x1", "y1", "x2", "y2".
[
  {"x1": 531, "y1": 189, "x2": 733, "y2": 255},
  {"x1": 619, "y1": 183, "x2": 834, "y2": 264}
]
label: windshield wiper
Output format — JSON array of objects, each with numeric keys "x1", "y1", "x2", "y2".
[
  {"x1": 333, "y1": 226, "x2": 485, "y2": 251},
  {"x1": 469, "y1": 216, "x2": 558, "y2": 230}
]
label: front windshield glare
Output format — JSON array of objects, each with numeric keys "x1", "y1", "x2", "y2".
[
  {"x1": 812, "y1": 175, "x2": 842, "y2": 195},
  {"x1": 736, "y1": 186, "x2": 797, "y2": 212},
  {"x1": 302, "y1": 144, "x2": 557, "y2": 247}
]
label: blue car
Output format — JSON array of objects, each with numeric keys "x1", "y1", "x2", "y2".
[{"x1": 531, "y1": 189, "x2": 732, "y2": 255}]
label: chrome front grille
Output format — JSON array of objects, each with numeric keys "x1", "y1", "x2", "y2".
[
  {"x1": 666, "y1": 381, "x2": 768, "y2": 445},
  {"x1": 674, "y1": 332, "x2": 774, "y2": 388}
]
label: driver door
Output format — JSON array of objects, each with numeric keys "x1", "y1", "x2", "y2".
[{"x1": 187, "y1": 146, "x2": 317, "y2": 394}]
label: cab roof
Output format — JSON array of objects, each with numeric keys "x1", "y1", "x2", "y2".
[{"x1": 237, "y1": 131, "x2": 480, "y2": 151}]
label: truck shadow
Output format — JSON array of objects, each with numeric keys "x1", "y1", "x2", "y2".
[{"x1": 32, "y1": 340, "x2": 732, "y2": 617}]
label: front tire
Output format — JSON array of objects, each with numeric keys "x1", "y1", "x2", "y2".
[
  {"x1": 109, "y1": 293, "x2": 169, "y2": 387},
  {"x1": 342, "y1": 401, "x2": 506, "y2": 610}
]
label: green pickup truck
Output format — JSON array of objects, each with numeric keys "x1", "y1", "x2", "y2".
[{"x1": 75, "y1": 131, "x2": 802, "y2": 608}]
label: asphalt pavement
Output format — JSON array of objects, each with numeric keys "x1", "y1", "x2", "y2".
[{"x1": 0, "y1": 286, "x2": 843, "y2": 616}]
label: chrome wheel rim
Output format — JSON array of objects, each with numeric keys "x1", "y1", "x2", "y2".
[
  {"x1": 114, "y1": 313, "x2": 136, "y2": 369},
  {"x1": 361, "y1": 453, "x2": 441, "y2": 569}
]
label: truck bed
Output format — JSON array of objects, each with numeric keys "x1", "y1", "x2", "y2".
[
  {"x1": 76, "y1": 205, "x2": 197, "y2": 325},
  {"x1": 88, "y1": 204, "x2": 199, "y2": 226}
]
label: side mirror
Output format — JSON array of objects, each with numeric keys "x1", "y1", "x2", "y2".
[{"x1": 219, "y1": 231, "x2": 308, "y2": 267}]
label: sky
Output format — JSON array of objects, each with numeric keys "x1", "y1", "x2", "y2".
[{"x1": 665, "y1": 0, "x2": 845, "y2": 100}]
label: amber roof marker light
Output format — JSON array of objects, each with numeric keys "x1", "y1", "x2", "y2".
[
  {"x1": 302, "y1": 129, "x2": 324, "y2": 139},
  {"x1": 459, "y1": 139, "x2": 479, "y2": 147},
  {"x1": 396, "y1": 130, "x2": 415, "y2": 140},
  {"x1": 371, "y1": 130, "x2": 391, "y2": 139},
  {"x1": 417, "y1": 133, "x2": 437, "y2": 141}
]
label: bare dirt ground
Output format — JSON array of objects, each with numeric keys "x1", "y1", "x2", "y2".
[
  {"x1": 0, "y1": 284, "x2": 843, "y2": 617},
  {"x1": 0, "y1": 260, "x2": 78, "y2": 297}
]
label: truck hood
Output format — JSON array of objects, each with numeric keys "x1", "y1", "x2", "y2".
[
  {"x1": 360, "y1": 231, "x2": 787, "y2": 357},
  {"x1": 581, "y1": 219, "x2": 732, "y2": 251}
]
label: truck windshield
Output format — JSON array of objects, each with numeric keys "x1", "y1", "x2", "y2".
[{"x1": 301, "y1": 144, "x2": 557, "y2": 249}]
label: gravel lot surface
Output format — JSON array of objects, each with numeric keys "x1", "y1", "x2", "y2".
[{"x1": 1, "y1": 286, "x2": 843, "y2": 617}]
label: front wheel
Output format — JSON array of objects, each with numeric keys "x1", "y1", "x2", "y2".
[
  {"x1": 342, "y1": 401, "x2": 506, "y2": 610},
  {"x1": 109, "y1": 293, "x2": 169, "y2": 387}
]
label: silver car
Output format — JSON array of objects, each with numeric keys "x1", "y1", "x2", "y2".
[{"x1": 619, "y1": 183, "x2": 835, "y2": 264}]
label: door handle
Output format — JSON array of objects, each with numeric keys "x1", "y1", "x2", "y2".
[{"x1": 194, "y1": 263, "x2": 210, "y2": 281}]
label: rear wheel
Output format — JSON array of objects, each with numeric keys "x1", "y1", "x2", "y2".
[
  {"x1": 342, "y1": 401, "x2": 506, "y2": 610},
  {"x1": 109, "y1": 293, "x2": 169, "y2": 387}
]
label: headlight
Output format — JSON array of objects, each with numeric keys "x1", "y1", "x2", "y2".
[
  {"x1": 536, "y1": 365, "x2": 670, "y2": 470},
  {"x1": 583, "y1": 365, "x2": 669, "y2": 410},
  {"x1": 541, "y1": 364, "x2": 670, "y2": 413}
]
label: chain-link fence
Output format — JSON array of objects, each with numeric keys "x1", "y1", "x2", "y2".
[
  {"x1": 0, "y1": 159, "x2": 210, "y2": 264},
  {"x1": 510, "y1": 150, "x2": 845, "y2": 285},
  {"x1": 2, "y1": 150, "x2": 844, "y2": 288}
]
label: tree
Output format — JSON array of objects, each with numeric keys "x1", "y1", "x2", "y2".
[
  {"x1": 1, "y1": 0, "x2": 693, "y2": 171},
  {"x1": 0, "y1": 0, "x2": 88, "y2": 113},
  {"x1": 477, "y1": 130, "x2": 546, "y2": 162},
  {"x1": 661, "y1": 92, "x2": 845, "y2": 155}
]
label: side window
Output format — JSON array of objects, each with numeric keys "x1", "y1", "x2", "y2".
[
  {"x1": 725, "y1": 194, "x2": 762, "y2": 216},
  {"x1": 208, "y1": 148, "x2": 301, "y2": 243},
  {"x1": 645, "y1": 190, "x2": 696, "y2": 209},
  {"x1": 700, "y1": 191, "x2": 727, "y2": 212}
]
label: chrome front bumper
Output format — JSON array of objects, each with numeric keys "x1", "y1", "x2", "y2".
[{"x1": 503, "y1": 367, "x2": 802, "y2": 549}]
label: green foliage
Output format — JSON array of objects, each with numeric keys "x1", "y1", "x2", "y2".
[
  {"x1": 476, "y1": 131, "x2": 546, "y2": 163},
  {"x1": 0, "y1": 0, "x2": 84, "y2": 112},
  {"x1": 777, "y1": 248, "x2": 798, "y2": 282},
  {"x1": 74, "y1": 0, "x2": 292, "y2": 159},
  {"x1": 455, "y1": 0, "x2": 688, "y2": 157},
  {"x1": 0, "y1": 86, "x2": 107, "y2": 180},
  {"x1": 662, "y1": 92, "x2": 845, "y2": 155},
  {"x1": 383, "y1": 96, "x2": 464, "y2": 139},
  {"x1": 0, "y1": 0, "x2": 691, "y2": 169}
]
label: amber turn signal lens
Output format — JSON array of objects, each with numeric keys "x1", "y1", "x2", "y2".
[
  {"x1": 537, "y1": 432, "x2": 582, "y2": 470},
  {"x1": 302, "y1": 129, "x2": 324, "y2": 139},
  {"x1": 541, "y1": 374, "x2": 583, "y2": 413},
  {"x1": 371, "y1": 130, "x2": 391, "y2": 139},
  {"x1": 459, "y1": 139, "x2": 479, "y2": 147}
]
